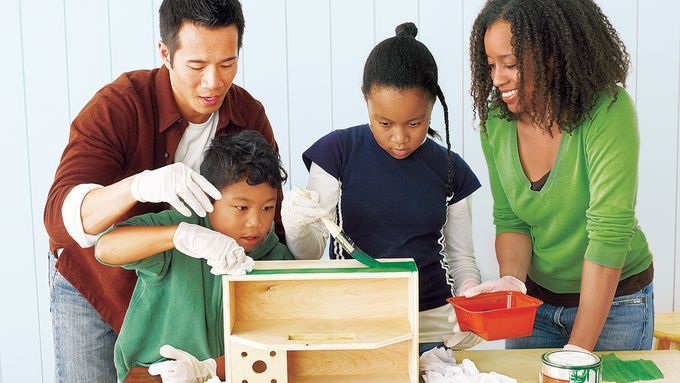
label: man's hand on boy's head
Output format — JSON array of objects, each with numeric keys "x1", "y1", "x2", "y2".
[
  {"x1": 130, "y1": 163, "x2": 222, "y2": 217},
  {"x1": 173, "y1": 222, "x2": 254, "y2": 275}
]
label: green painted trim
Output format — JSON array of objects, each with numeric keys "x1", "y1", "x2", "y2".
[{"x1": 249, "y1": 262, "x2": 417, "y2": 275}]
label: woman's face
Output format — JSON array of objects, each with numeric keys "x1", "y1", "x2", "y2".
[
  {"x1": 365, "y1": 86, "x2": 434, "y2": 160},
  {"x1": 484, "y1": 20, "x2": 534, "y2": 118}
]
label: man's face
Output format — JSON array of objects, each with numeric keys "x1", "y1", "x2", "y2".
[
  {"x1": 208, "y1": 179, "x2": 277, "y2": 253},
  {"x1": 160, "y1": 23, "x2": 239, "y2": 124}
]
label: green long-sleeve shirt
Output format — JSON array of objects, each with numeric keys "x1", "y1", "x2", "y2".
[
  {"x1": 480, "y1": 87, "x2": 652, "y2": 293},
  {"x1": 98, "y1": 210, "x2": 293, "y2": 381}
]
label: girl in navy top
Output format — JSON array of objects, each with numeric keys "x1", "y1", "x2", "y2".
[{"x1": 282, "y1": 22, "x2": 482, "y2": 352}]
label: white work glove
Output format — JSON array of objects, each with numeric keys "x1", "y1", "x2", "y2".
[
  {"x1": 457, "y1": 278, "x2": 481, "y2": 298},
  {"x1": 564, "y1": 344, "x2": 593, "y2": 353},
  {"x1": 445, "y1": 306, "x2": 482, "y2": 349},
  {"x1": 461, "y1": 276, "x2": 527, "y2": 298},
  {"x1": 130, "y1": 163, "x2": 222, "y2": 217},
  {"x1": 173, "y1": 222, "x2": 254, "y2": 275},
  {"x1": 281, "y1": 187, "x2": 326, "y2": 228},
  {"x1": 148, "y1": 344, "x2": 217, "y2": 383}
]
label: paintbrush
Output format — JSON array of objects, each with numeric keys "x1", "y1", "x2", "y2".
[{"x1": 320, "y1": 217, "x2": 382, "y2": 268}]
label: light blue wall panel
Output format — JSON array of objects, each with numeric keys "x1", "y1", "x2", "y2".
[
  {"x1": 286, "y1": 0, "x2": 332, "y2": 189},
  {"x1": 22, "y1": 0, "x2": 73, "y2": 379},
  {"x1": 636, "y1": 0, "x2": 680, "y2": 312},
  {"x1": 677, "y1": 36, "x2": 680, "y2": 311},
  {"x1": 64, "y1": 0, "x2": 112, "y2": 116},
  {"x1": 0, "y1": 2, "x2": 44, "y2": 383},
  {"x1": 420, "y1": 0, "x2": 465, "y2": 154},
  {"x1": 153, "y1": 0, "x2": 163, "y2": 68},
  {"x1": 461, "y1": 0, "x2": 496, "y2": 285},
  {"x1": 598, "y1": 0, "x2": 638, "y2": 102},
  {"x1": 375, "y1": 0, "x2": 418, "y2": 41},
  {"x1": 459, "y1": 1, "x2": 502, "y2": 351},
  {"x1": 110, "y1": 0, "x2": 157, "y2": 75},
  {"x1": 330, "y1": 0, "x2": 374, "y2": 130},
  {"x1": 240, "y1": 0, "x2": 291, "y2": 174}
]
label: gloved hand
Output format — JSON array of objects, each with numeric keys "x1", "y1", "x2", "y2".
[
  {"x1": 173, "y1": 222, "x2": 254, "y2": 275},
  {"x1": 461, "y1": 275, "x2": 527, "y2": 298},
  {"x1": 281, "y1": 187, "x2": 326, "y2": 228},
  {"x1": 130, "y1": 163, "x2": 222, "y2": 217},
  {"x1": 457, "y1": 278, "x2": 481, "y2": 298},
  {"x1": 148, "y1": 345, "x2": 217, "y2": 383},
  {"x1": 564, "y1": 343, "x2": 592, "y2": 353},
  {"x1": 445, "y1": 306, "x2": 481, "y2": 349}
]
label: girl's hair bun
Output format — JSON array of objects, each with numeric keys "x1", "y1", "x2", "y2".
[{"x1": 395, "y1": 22, "x2": 418, "y2": 38}]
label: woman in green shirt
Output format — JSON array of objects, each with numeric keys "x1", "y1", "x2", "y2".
[{"x1": 466, "y1": 0, "x2": 654, "y2": 351}]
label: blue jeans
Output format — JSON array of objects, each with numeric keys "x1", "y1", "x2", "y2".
[
  {"x1": 49, "y1": 253, "x2": 117, "y2": 383},
  {"x1": 506, "y1": 283, "x2": 654, "y2": 351}
]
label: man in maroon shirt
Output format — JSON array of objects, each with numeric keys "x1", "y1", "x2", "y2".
[{"x1": 44, "y1": 0, "x2": 283, "y2": 381}]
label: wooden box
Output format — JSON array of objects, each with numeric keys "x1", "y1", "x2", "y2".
[{"x1": 222, "y1": 258, "x2": 419, "y2": 383}]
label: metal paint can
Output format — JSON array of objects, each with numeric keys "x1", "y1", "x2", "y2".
[{"x1": 540, "y1": 350, "x2": 602, "y2": 383}]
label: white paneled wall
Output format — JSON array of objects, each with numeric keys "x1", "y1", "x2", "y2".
[{"x1": 1, "y1": 1, "x2": 679, "y2": 382}]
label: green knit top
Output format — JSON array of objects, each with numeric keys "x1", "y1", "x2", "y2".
[{"x1": 480, "y1": 87, "x2": 652, "y2": 293}]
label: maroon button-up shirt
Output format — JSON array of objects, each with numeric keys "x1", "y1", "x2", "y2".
[{"x1": 44, "y1": 65, "x2": 284, "y2": 332}]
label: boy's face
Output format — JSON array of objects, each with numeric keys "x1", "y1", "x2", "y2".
[{"x1": 208, "y1": 179, "x2": 277, "y2": 253}]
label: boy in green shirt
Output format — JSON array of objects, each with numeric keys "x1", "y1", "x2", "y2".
[{"x1": 96, "y1": 131, "x2": 293, "y2": 382}]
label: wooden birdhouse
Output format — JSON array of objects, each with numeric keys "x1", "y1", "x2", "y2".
[{"x1": 222, "y1": 258, "x2": 419, "y2": 383}]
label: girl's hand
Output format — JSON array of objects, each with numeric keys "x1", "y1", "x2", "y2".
[{"x1": 461, "y1": 276, "x2": 527, "y2": 297}]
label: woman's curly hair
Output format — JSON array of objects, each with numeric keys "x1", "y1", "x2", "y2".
[{"x1": 470, "y1": 0, "x2": 630, "y2": 133}]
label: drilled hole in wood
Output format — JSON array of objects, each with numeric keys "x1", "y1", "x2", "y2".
[
  {"x1": 252, "y1": 360, "x2": 267, "y2": 374},
  {"x1": 241, "y1": 380, "x2": 248, "y2": 383},
  {"x1": 271, "y1": 380, "x2": 277, "y2": 383},
  {"x1": 269, "y1": 351, "x2": 277, "y2": 357},
  {"x1": 240, "y1": 352, "x2": 248, "y2": 358}
]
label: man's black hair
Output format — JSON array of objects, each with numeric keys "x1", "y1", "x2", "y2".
[
  {"x1": 200, "y1": 130, "x2": 287, "y2": 191},
  {"x1": 159, "y1": 0, "x2": 245, "y2": 63}
]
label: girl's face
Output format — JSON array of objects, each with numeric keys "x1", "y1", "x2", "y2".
[
  {"x1": 366, "y1": 86, "x2": 434, "y2": 160},
  {"x1": 484, "y1": 20, "x2": 534, "y2": 118}
]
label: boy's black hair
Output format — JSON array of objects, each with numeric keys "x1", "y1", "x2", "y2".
[
  {"x1": 361, "y1": 22, "x2": 454, "y2": 196},
  {"x1": 159, "y1": 0, "x2": 245, "y2": 64},
  {"x1": 200, "y1": 130, "x2": 287, "y2": 191},
  {"x1": 470, "y1": 0, "x2": 629, "y2": 133}
]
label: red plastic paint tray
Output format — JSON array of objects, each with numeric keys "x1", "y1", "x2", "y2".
[{"x1": 447, "y1": 291, "x2": 543, "y2": 341}]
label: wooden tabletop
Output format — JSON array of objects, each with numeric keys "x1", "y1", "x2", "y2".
[{"x1": 454, "y1": 349, "x2": 680, "y2": 382}]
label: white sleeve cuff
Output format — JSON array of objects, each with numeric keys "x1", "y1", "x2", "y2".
[
  {"x1": 61, "y1": 183, "x2": 105, "y2": 248},
  {"x1": 444, "y1": 197, "x2": 482, "y2": 295}
]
